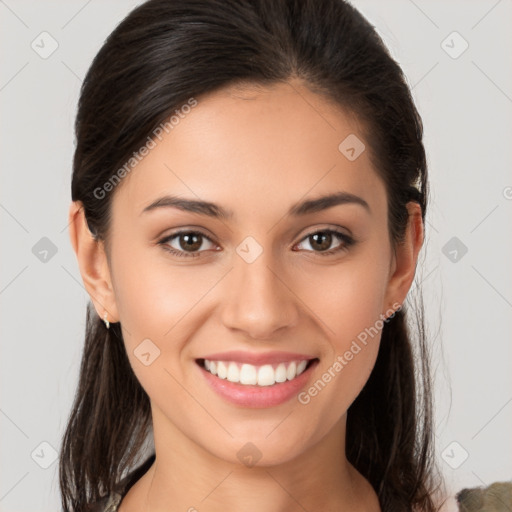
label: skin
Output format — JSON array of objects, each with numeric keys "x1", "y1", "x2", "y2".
[{"x1": 68, "y1": 78, "x2": 423, "y2": 512}]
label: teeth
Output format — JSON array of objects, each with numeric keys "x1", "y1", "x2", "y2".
[
  {"x1": 240, "y1": 364, "x2": 257, "y2": 385},
  {"x1": 217, "y1": 361, "x2": 227, "y2": 379},
  {"x1": 202, "y1": 359, "x2": 311, "y2": 386},
  {"x1": 275, "y1": 363, "x2": 287, "y2": 383},
  {"x1": 257, "y1": 365, "x2": 274, "y2": 386},
  {"x1": 286, "y1": 361, "x2": 297, "y2": 380},
  {"x1": 227, "y1": 362, "x2": 240, "y2": 382},
  {"x1": 297, "y1": 360, "x2": 307, "y2": 374}
]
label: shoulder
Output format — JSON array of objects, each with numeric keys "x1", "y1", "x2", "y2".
[{"x1": 456, "y1": 480, "x2": 512, "y2": 511}]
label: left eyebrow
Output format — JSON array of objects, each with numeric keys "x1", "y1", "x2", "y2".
[
  {"x1": 140, "y1": 191, "x2": 371, "y2": 219},
  {"x1": 288, "y1": 191, "x2": 371, "y2": 216}
]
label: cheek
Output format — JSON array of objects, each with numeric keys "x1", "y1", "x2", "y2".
[
  {"x1": 302, "y1": 249, "x2": 390, "y2": 344},
  {"x1": 110, "y1": 244, "x2": 226, "y2": 354},
  {"x1": 297, "y1": 248, "x2": 390, "y2": 413}
]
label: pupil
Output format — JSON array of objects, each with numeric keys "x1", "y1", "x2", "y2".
[
  {"x1": 312, "y1": 232, "x2": 331, "y2": 251},
  {"x1": 182, "y1": 233, "x2": 201, "y2": 251}
]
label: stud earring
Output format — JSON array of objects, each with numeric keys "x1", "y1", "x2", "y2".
[{"x1": 103, "y1": 311, "x2": 110, "y2": 329}]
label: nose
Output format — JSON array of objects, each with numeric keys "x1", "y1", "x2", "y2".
[{"x1": 220, "y1": 248, "x2": 300, "y2": 340}]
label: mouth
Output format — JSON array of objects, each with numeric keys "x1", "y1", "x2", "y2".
[
  {"x1": 195, "y1": 354, "x2": 320, "y2": 408},
  {"x1": 196, "y1": 358, "x2": 318, "y2": 386}
]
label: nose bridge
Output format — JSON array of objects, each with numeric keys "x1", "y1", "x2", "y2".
[{"x1": 220, "y1": 240, "x2": 298, "y2": 338}]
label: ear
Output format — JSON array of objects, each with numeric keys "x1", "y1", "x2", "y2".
[
  {"x1": 68, "y1": 201, "x2": 119, "y2": 323},
  {"x1": 383, "y1": 201, "x2": 424, "y2": 314}
]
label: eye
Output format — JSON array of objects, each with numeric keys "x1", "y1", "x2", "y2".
[
  {"x1": 158, "y1": 230, "x2": 217, "y2": 258},
  {"x1": 157, "y1": 227, "x2": 356, "y2": 259},
  {"x1": 294, "y1": 229, "x2": 355, "y2": 256}
]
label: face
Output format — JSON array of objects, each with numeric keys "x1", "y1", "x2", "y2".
[{"x1": 72, "y1": 79, "x2": 421, "y2": 468}]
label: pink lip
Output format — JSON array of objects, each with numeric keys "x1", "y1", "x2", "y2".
[
  {"x1": 199, "y1": 350, "x2": 316, "y2": 365},
  {"x1": 197, "y1": 358, "x2": 319, "y2": 408}
]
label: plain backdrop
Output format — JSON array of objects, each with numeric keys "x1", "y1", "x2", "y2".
[{"x1": 1, "y1": 1, "x2": 511, "y2": 511}]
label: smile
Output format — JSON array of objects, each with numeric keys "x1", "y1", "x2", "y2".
[
  {"x1": 201, "y1": 359, "x2": 312, "y2": 386},
  {"x1": 196, "y1": 354, "x2": 319, "y2": 408}
]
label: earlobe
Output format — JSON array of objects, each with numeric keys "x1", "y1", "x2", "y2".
[
  {"x1": 68, "y1": 201, "x2": 119, "y2": 323},
  {"x1": 383, "y1": 201, "x2": 424, "y2": 312}
]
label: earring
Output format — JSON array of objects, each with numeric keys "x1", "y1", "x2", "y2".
[{"x1": 103, "y1": 311, "x2": 110, "y2": 329}]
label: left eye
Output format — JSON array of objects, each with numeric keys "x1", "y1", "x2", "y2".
[{"x1": 294, "y1": 229, "x2": 354, "y2": 256}]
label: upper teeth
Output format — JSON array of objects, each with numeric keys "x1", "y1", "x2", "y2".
[{"x1": 204, "y1": 359, "x2": 309, "y2": 386}]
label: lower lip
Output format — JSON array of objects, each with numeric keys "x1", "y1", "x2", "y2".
[{"x1": 197, "y1": 360, "x2": 318, "y2": 408}]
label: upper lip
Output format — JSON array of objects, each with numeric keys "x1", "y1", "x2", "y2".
[{"x1": 198, "y1": 350, "x2": 317, "y2": 366}]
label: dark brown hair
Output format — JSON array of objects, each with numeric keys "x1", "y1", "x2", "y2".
[{"x1": 60, "y1": 0, "x2": 447, "y2": 510}]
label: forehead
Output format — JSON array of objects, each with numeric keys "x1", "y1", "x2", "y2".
[{"x1": 112, "y1": 80, "x2": 387, "y2": 223}]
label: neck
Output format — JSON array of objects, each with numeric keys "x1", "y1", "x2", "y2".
[{"x1": 138, "y1": 407, "x2": 377, "y2": 512}]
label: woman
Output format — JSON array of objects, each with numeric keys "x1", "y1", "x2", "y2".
[{"x1": 60, "y1": 0, "x2": 447, "y2": 510}]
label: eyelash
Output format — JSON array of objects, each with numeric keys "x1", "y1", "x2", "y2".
[{"x1": 157, "y1": 228, "x2": 356, "y2": 259}]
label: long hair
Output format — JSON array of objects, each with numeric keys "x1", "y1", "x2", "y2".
[{"x1": 60, "y1": 0, "x2": 446, "y2": 510}]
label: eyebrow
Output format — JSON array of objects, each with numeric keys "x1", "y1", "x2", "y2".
[{"x1": 140, "y1": 191, "x2": 371, "y2": 219}]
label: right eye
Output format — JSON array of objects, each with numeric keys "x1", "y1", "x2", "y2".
[{"x1": 158, "y1": 230, "x2": 218, "y2": 258}]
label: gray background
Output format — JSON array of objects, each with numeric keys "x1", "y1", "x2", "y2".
[{"x1": 1, "y1": 0, "x2": 511, "y2": 510}]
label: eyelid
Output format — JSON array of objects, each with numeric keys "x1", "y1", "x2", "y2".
[{"x1": 297, "y1": 224, "x2": 353, "y2": 241}]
